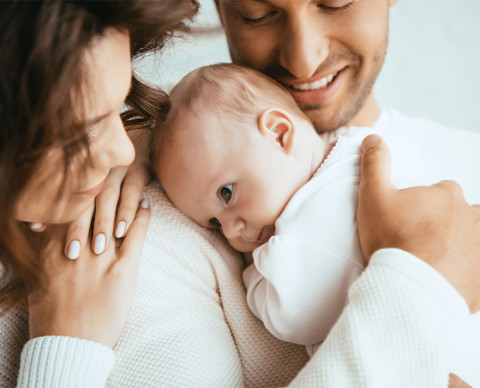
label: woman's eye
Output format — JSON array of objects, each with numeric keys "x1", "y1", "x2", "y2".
[
  {"x1": 210, "y1": 218, "x2": 221, "y2": 228},
  {"x1": 218, "y1": 184, "x2": 233, "y2": 204}
]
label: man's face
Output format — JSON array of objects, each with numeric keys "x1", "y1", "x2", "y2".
[{"x1": 215, "y1": 0, "x2": 396, "y2": 133}]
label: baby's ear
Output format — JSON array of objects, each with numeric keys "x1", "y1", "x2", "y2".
[{"x1": 258, "y1": 108, "x2": 295, "y2": 154}]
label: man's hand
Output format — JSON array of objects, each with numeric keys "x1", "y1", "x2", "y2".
[{"x1": 357, "y1": 135, "x2": 480, "y2": 313}]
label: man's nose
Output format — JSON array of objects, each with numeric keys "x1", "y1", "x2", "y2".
[{"x1": 279, "y1": 13, "x2": 328, "y2": 80}]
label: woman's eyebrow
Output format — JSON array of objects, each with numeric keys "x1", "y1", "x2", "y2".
[
  {"x1": 86, "y1": 112, "x2": 110, "y2": 126},
  {"x1": 87, "y1": 77, "x2": 132, "y2": 126}
]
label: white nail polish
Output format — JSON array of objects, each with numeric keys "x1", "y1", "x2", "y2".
[
  {"x1": 141, "y1": 197, "x2": 149, "y2": 209},
  {"x1": 30, "y1": 222, "x2": 43, "y2": 231},
  {"x1": 115, "y1": 221, "x2": 126, "y2": 238},
  {"x1": 67, "y1": 240, "x2": 81, "y2": 260},
  {"x1": 94, "y1": 233, "x2": 106, "y2": 255}
]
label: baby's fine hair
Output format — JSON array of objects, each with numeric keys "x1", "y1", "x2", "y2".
[{"x1": 154, "y1": 63, "x2": 303, "y2": 151}]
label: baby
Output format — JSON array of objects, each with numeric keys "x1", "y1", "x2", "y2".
[
  {"x1": 153, "y1": 64, "x2": 480, "y2": 382},
  {"x1": 153, "y1": 62, "x2": 373, "y2": 353}
]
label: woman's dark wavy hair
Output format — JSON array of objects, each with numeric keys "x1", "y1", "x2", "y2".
[{"x1": 0, "y1": 0, "x2": 198, "y2": 311}]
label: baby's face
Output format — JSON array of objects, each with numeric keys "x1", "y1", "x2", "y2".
[{"x1": 158, "y1": 110, "x2": 307, "y2": 252}]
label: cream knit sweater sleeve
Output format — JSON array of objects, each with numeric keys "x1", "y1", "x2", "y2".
[
  {"x1": 18, "y1": 337, "x2": 114, "y2": 387},
  {"x1": 290, "y1": 249, "x2": 470, "y2": 387}
]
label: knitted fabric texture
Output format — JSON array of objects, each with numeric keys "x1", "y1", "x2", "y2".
[{"x1": 1, "y1": 186, "x2": 308, "y2": 388}]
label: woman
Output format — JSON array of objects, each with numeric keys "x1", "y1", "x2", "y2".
[
  {"x1": 1, "y1": 1, "x2": 308, "y2": 386},
  {"x1": 0, "y1": 0, "x2": 200, "y2": 385},
  {"x1": 1, "y1": 1, "x2": 480, "y2": 387}
]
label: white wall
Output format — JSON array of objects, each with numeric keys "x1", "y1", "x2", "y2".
[
  {"x1": 134, "y1": 0, "x2": 480, "y2": 133},
  {"x1": 376, "y1": 0, "x2": 480, "y2": 133}
]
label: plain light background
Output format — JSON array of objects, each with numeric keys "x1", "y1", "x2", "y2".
[{"x1": 135, "y1": 0, "x2": 480, "y2": 133}]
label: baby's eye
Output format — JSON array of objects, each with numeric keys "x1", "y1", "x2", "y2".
[
  {"x1": 209, "y1": 218, "x2": 221, "y2": 228},
  {"x1": 218, "y1": 184, "x2": 233, "y2": 204}
]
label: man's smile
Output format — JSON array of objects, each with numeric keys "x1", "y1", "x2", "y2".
[
  {"x1": 282, "y1": 67, "x2": 348, "y2": 106},
  {"x1": 287, "y1": 70, "x2": 340, "y2": 92}
]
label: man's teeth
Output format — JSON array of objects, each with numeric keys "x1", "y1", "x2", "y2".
[{"x1": 290, "y1": 72, "x2": 338, "y2": 91}]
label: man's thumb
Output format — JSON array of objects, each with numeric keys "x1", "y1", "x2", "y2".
[{"x1": 359, "y1": 135, "x2": 394, "y2": 194}]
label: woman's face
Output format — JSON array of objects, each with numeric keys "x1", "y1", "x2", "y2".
[{"x1": 14, "y1": 29, "x2": 135, "y2": 224}]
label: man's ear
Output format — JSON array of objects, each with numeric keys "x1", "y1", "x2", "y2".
[{"x1": 258, "y1": 108, "x2": 295, "y2": 154}]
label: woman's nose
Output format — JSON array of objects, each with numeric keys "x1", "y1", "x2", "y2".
[
  {"x1": 279, "y1": 14, "x2": 328, "y2": 80},
  {"x1": 89, "y1": 115, "x2": 135, "y2": 170}
]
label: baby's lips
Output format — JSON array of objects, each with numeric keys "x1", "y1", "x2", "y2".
[{"x1": 258, "y1": 226, "x2": 275, "y2": 244}]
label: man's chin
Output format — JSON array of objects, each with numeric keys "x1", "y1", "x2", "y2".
[
  {"x1": 306, "y1": 108, "x2": 351, "y2": 134},
  {"x1": 304, "y1": 90, "x2": 373, "y2": 134}
]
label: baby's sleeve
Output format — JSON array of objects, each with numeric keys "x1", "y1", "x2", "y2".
[{"x1": 243, "y1": 235, "x2": 363, "y2": 347}]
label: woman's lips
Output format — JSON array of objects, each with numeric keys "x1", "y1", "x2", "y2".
[
  {"x1": 79, "y1": 179, "x2": 106, "y2": 197},
  {"x1": 283, "y1": 67, "x2": 347, "y2": 106}
]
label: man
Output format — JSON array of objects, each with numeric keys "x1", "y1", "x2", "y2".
[
  {"x1": 215, "y1": 1, "x2": 480, "y2": 386},
  {"x1": 215, "y1": 0, "x2": 394, "y2": 132}
]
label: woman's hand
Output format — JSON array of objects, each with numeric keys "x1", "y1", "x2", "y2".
[
  {"x1": 64, "y1": 129, "x2": 152, "y2": 259},
  {"x1": 357, "y1": 135, "x2": 480, "y2": 312},
  {"x1": 28, "y1": 201, "x2": 150, "y2": 348}
]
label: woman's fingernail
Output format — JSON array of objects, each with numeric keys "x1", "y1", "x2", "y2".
[
  {"x1": 115, "y1": 221, "x2": 126, "y2": 238},
  {"x1": 67, "y1": 240, "x2": 81, "y2": 260},
  {"x1": 94, "y1": 233, "x2": 106, "y2": 255},
  {"x1": 141, "y1": 197, "x2": 150, "y2": 209},
  {"x1": 30, "y1": 222, "x2": 43, "y2": 231}
]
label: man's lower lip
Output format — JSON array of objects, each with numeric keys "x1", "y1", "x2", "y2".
[
  {"x1": 79, "y1": 180, "x2": 105, "y2": 196},
  {"x1": 285, "y1": 67, "x2": 346, "y2": 106}
]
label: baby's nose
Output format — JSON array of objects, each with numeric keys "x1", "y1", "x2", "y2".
[{"x1": 221, "y1": 217, "x2": 245, "y2": 240}]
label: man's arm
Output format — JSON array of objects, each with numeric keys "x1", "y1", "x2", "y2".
[
  {"x1": 357, "y1": 134, "x2": 480, "y2": 313},
  {"x1": 288, "y1": 135, "x2": 480, "y2": 387}
]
